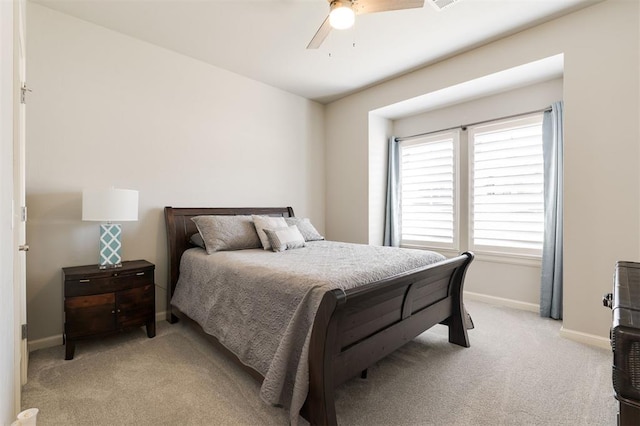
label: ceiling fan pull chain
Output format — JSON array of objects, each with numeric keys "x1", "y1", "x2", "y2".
[{"x1": 352, "y1": 19, "x2": 357, "y2": 48}]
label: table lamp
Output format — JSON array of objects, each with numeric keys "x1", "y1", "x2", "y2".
[{"x1": 82, "y1": 188, "x2": 138, "y2": 269}]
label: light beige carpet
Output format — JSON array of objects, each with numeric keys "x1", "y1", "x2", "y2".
[{"x1": 23, "y1": 300, "x2": 617, "y2": 425}]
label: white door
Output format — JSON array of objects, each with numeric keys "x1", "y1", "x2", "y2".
[{"x1": 13, "y1": 0, "x2": 28, "y2": 401}]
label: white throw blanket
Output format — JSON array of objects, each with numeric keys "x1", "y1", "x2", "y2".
[{"x1": 170, "y1": 241, "x2": 445, "y2": 424}]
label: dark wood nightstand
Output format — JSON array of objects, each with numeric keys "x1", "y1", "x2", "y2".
[{"x1": 62, "y1": 260, "x2": 156, "y2": 360}]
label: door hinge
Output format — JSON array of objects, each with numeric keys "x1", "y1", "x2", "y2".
[
  {"x1": 21, "y1": 324, "x2": 27, "y2": 340},
  {"x1": 20, "y1": 83, "x2": 31, "y2": 104},
  {"x1": 21, "y1": 206, "x2": 27, "y2": 222}
]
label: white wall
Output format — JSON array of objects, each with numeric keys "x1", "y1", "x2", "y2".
[
  {"x1": 326, "y1": 0, "x2": 639, "y2": 341},
  {"x1": 0, "y1": 0, "x2": 17, "y2": 422},
  {"x1": 26, "y1": 4, "x2": 325, "y2": 343},
  {"x1": 388, "y1": 79, "x2": 563, "y2": 307},
  {"x1": 392, "y1": 79, "x2": 563, "y2": 145},
  {"x1": 367, "y1": 113, "x2": 392, "y2": 246}
]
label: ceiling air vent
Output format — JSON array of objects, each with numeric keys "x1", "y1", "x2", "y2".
[{"x1": 428, "y1": 0, "x2": 460, "y2": 11}]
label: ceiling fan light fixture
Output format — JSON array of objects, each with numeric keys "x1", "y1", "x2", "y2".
[{"x1": 329, "y1": 1, "x2": 355, "y2": 30}]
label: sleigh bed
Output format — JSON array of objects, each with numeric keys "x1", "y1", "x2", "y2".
[{"x1": 164, "y1": 206, "x2": 474, "y2": 425}]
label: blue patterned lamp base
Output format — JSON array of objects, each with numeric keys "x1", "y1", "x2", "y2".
[{"x1": 99, "y1": 223, "x2": 122, "y2": 268}]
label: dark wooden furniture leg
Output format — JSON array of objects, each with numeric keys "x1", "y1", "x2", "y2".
[
  {"x1": 65, "y1": 339, "x2": 75, "y2": 360},
  {"x1": 146, "y1": 319, "x2": 156, "y2": 338},
  {"x1": 167, "y1": 311, "x2": 179, "y2": 324},
  {"x1": 448, "y1": 260, "x2": 472, "y2": 348}
]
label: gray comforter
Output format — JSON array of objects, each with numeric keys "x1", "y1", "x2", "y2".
[{"x1": 171, "y1": 240, "x2": 444, "y2": 423}]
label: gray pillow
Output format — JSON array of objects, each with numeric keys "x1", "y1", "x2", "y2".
[
  {"x1": 285, "y1": 217, "x2": 324, "y2": 242},
  {"x1": 191, "y1": 215, "x2": 261, "y2": 254},
  {"x1": 252, "y1": 215, "x2": 288, "y2": 250},
  {"x1": 189, "y1": 233, "x2": 206, "y2": 249},
  {"x1": 263, "y1": 225, "x2": 306, "y2": 252}
]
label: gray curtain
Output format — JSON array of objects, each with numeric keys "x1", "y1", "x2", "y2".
[
  {"x1": 383, "y1": 137, "x2": 400, "y2": 247},
  {"x1": 540, "y1": 101, "x2": 564, "y2": 319}
]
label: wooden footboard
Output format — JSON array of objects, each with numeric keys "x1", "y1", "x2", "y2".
[
  {"x1": 305, "y1": 252, "x2": 474, "y2": 425},
  {"x1": 164, "y1": 207, "x2": 473, "y2": 426}
]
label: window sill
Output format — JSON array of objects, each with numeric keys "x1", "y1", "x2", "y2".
[
  {"x1": 400, "y1": 244, "x2": 459, "y2": 257},
  {"x1": 472, "y1": 251, "x2": 542, "y2": 267},
  {"x1": 400, "y1": 244, "x2": 541, "y2": 267}
]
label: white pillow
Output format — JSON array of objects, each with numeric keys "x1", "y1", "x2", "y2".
[
  {"x1": 284, "y1": 217, "x2": 324, "y2": 242},
  {"x1": 252, "y1": 215, "x2": 288, "y2": 250},
  {"x1": 263, "y1": 225, "x2": 306, "y2": 252}
]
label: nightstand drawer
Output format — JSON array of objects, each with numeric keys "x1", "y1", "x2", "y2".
[
  {"x1": 65, "y1": 270, "x2": 154, "y2": 297},
  {"x1": 66, "y1": 292, "x2": 115, "y2": 309}
]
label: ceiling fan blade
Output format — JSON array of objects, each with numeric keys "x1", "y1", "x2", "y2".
[
  {"x1": 354, "y1": 0, "x2": 425, "y2": 15},
  {"x1": 307, "y1": 16, "x2": 332, "y2": 49}
]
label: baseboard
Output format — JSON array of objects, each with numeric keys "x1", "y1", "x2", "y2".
[
  {"x1": 559, "y1": 326, "x2": 611, "y2": 350},
  {"x1": 464, "y1": 291, "x2": 539, "y2": 313},
  {"x1": 28, "y1": 311, "x2": 169, "y2": 352},
  {"x1": 28, "y1": 334, "x2": 63, "y2": 352},
  {"x1": 464, "y1": 292, "x2": 611, "y2": 349}
]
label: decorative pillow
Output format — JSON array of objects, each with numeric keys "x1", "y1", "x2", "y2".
[
  {"x1": 191, "y1": 215, "x2": 261, "y2": 254},
  {"x1": 263, "y1": 225, "x2": 306, "y2": 252},
  {"x1": 189, "y1": 233, "x2": 206, "y2": 249},
  {"x1": 284, "y1": 217, "x2": 324, "y2": 242},
  {"x1": 252, "y1": 215, "x2": 288, "y2": 250}
]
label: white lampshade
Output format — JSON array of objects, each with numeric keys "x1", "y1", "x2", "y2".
[
  {"x1": 329, "y1": 1, "x2": 355, "y2": 30},
  {"x1": 82, "y1": 188, "x2": 138, "y2": 222}
]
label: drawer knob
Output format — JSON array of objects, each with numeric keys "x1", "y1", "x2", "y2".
[
  {"x1": 111, "y1": 310, "x2": 115, "y2": 314},
  {"x1": 136, "y1": 272, "x2": 144, "y2": 276},
  {"x1": 79, "y1": 279, "x2": 90, "y2": 283}
]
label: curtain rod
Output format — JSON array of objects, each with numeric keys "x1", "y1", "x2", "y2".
[{"x1": 394, "y1": 106, "x2": 552, "y2": 143}]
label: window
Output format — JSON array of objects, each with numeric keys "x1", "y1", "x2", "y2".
[
  {"x1": 469, "y1": 115, "x2": 544, "y2": 256},
  {"x1": 399, "y1": 131, "x2": 458, "y2": 250},
  {"x1": 398, "y1": 113, "x2": 544, "y2": 258}
]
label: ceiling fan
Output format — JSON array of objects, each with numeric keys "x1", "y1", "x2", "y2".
[{"x1": 307, "y1": 0, "x2": 425, "y2": 49}]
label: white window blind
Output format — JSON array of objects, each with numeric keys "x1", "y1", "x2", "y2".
[
  {"x1": 470, "y1": 115, "x2": 544, "y2": 255},
  {"x1": 399, "y1": 132, "x2": 457, "y2": 249}
]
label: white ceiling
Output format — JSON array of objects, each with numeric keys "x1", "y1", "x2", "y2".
[{"x1": 32, "y1": 0, "x2": 598, "y2": 104}]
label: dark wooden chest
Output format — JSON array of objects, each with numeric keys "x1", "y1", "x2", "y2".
[{"x1": 606, "y1": 261, "x2": 640, "y2": 425}]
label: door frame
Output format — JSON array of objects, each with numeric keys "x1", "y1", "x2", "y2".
[
  {"x1": 14, "y1": 0, "x2": 28, "y2": 390},
  {"x1": 1, "y1": 0, "x2": 20, "y2": 419}
]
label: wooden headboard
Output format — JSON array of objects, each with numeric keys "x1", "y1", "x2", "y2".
[{"x1": 163, "y1": 206, "x2": 295, "y2": 322}]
